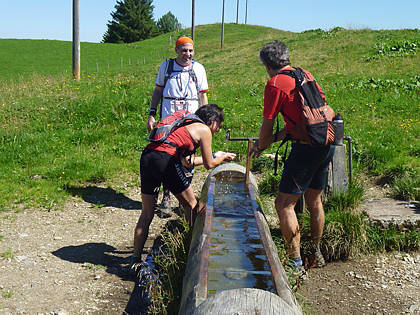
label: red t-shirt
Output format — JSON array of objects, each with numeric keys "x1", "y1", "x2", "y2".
[
  {"x1": 263, "y1": 67, "x2": 326, "y2": 132},
  {"x1": 146, "y1": 125, "x2": 199, "y2": 158}
]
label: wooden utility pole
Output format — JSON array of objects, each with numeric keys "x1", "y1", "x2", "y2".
[
  {"x1": 236, "y1": 0, "x2": 240, "y2": 24},
  {"x1": 245, "y1": 0, "x2": 248, "y2": 24},
  {"x1": 221, "y1": 0, "x2": 225, "y2": 49},
  {"x1": 191, "y1": 0, "x2": 196, "y2": 41},
  {"x1": 72, "y1": 0, "x2": 80, "y2": 81}
]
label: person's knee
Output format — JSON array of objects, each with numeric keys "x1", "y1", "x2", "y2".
[
  {"x1": 305, "y1": 189, "x2": 323, "y2": 209},
  {"x1": 185, "y1": 198, "x2": 198, "y2": 211},
  {"x1": 137, "y1": 210, "x2": 154, "y2": 227},
  {"x1": 275, "y1": 193, "x2": 300, "y2": 211}
]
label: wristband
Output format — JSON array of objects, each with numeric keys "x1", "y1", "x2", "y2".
[{"x1": 149, "y1": 108, "x2": 157, "y2": 117}]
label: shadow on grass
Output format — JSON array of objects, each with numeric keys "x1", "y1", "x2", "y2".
[
  {"x1": 397, "y1": 201, "x2": 420, "y2": 214},
  {"x1": 65, "y1": 185, "x2": 142, "y2": 210}
]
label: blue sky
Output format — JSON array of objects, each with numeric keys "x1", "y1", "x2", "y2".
[{"x1": 1, "y1": 0, "x2": 419, "y2": 43}]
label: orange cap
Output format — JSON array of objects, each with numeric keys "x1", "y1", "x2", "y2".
[{"x1": 176, "y1": 36, "x2": 194, "y2": 48}]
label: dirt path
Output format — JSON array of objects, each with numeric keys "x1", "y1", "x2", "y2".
[
  {"x1": 298, "y1": 252, "x2": 419, "y2": 314},
  {"x1": 0, "y1": 170, "x2": 419, "y2": 314}
]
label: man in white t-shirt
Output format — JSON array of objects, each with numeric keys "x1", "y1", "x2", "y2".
[{"x1": 147, "y1": 35, "x2": 209, "y2": 215}]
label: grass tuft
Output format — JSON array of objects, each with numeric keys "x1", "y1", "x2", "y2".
[{"x1": 147, "y1": 218, "x2": 190, "y2": 315}]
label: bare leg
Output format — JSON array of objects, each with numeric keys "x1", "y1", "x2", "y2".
[
  {"x1": 174, "y1": 186, "x2": 197, "y2": 227},
  {"x1": 304, "y1": 188, "x2": 325, "y2": 248},
  {"x1": 304, "y1": 188, "x2": 326, "y2": 267},
  {"x1": 134, "y1": 194, "x2": 157, "y2": 257},
  {"x1": 275, "y1": 192, "x2": 303, "y2": 258}
]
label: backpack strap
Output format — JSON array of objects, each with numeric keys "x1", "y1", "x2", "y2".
[
  {"x1": 166, "y1": 114, "x2": 204, "y2": 156},
  {"x1": 276, "y1": 68, "x2": 302, "y2": 128},
  {"x1": 279, "y1": 67, "x2": 326, "y2": 110},
  {"x1": 188, "y1": 61, "x2": 199, "y2": 93},
  {"x1": 164, "y1": 58, "x2": 175, "y2": 87},
  {"x1": 150, "y1": 113, "x2": 204, "y2": 150},
  {"x1": 272, "y1": 67, "x2": 303, "y2": 175},
  {"x1": 161, "y1": 59, "x2": 200, "y2": 103}
]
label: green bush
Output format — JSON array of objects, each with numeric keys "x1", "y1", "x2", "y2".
[
  {"x1": 251, "y1": 155, "x2": 274, "y2": 172},
  {"x1": 258, "y1": 173, "x2": 282, "y2": 196}
]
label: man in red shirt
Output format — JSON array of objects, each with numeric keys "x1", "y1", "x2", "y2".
[{"x1": 251, "y1": 41, "x2": 335, "y2": 276}]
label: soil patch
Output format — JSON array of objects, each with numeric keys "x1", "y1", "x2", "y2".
[{"x1": 0, "y1": 169, "x2": 419, "y2": 314}]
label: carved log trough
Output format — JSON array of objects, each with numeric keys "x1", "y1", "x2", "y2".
[{"x1": 179, "y1": 163, "x2": 302, "y2": 314}]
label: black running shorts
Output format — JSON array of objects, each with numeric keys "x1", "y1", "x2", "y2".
[
  {"x1": 279, "y1": 143, "x2": 335, "y2": 194},
  {"x1": 140, "y1": 149, "x2": 193, "y2": 195}
]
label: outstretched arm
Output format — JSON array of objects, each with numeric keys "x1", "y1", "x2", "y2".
[
  {"x1": 250, "y1": 117, "x2": 286, "y2": 157},
  {"x1": 187, "y1": 124, "x2": 236, "y2": 169}
]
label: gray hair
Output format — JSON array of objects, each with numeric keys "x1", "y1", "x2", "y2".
[{"x1": 260, "y1": 41, "x2": 291, "y2": 70}]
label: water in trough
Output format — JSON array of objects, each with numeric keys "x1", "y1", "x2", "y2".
[{"x1": 207, "y1": 174, "x2": 276, "y2": 297}]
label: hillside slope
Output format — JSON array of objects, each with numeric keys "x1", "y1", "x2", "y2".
[{"x1": 0, "y1": 24, "x2": 419, "y2": 209}]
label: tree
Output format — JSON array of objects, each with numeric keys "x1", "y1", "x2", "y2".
[
  {"x1": 102, "y1": 0, "x2": 159, "y2": 43},
  {"x1": 157, "y1": 11, "x2": 182, "y2": 34}
]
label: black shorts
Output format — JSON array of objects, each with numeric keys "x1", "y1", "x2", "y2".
[
  {"x1": 279, "y1": 143, "x2": 335, "y2": 194},
  {"x1": 140, "y1": 149, "x2": 193, "y2": 195}
]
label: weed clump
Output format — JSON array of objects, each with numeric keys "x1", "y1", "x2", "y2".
[{"x1": 146, "y1": 219, "x2": 190, "y2": 315}]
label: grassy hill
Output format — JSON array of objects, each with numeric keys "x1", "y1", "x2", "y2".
[{"x1": 0, "y1": 24, "x2": 419, "y2": 210}]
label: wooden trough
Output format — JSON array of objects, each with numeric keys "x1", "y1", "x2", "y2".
[{"x1": 179, "y1": 163, "x2": 302, "y2": 315}]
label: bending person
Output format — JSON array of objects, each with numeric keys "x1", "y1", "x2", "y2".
[{"x1": 134, "y1": 104, "x2": 235, "y2": 262}]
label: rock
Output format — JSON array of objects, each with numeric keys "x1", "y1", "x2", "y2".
[
  {"x1": 23, "y1": 258, "x2": 36, "y2": 266},
  {"x1": 409, "y1": 304, "x2": 419, "y2": 313},
  {"x1": 15, "y1": 255, "x2": 27, "y2": 262}
]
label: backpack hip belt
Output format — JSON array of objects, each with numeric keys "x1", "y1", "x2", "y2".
[{"x1": 163, "y1": 96, "x2": 199, "y2": 101}]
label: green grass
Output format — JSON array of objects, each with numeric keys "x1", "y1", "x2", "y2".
[
  {"x1": 0, "y1": 248, "x2": 14, "y2": 259},
  {"x1": 0, "y1": 24, "x2": 419, "y2": 210},
  {"x1": 148, "y1": 219, "x2": 190, "y2": 314},
  {"x1": 1, "y1": 289, "x2": 13, "y2": 299}
]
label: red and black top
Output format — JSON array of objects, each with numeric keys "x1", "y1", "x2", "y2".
[
  {"x1": 263, "y1": 67, "x2": 327, "y2": 132},
  {"x1": 146, "y1": 126, "x2": 199, "y2": 158}
]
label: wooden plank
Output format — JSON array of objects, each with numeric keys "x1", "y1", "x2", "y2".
[
  {"x1": 245, "y1": 139, "x2": 253, "y2": 187},
  {"x1": 249, "y1": 185, "x2": 301, "y2": 313},
  {"x1": 193, "y1": 288, "x2": 302, "y2": 315},
  {"x1": 179, "y1": 164, "x2": 302, "y2": 314}
]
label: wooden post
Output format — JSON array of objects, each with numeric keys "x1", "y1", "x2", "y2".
[
  {"x1": 236, "y1": 0, "x2": 240, "y2": 24},
  {"x1": 72, "y1": 0, "x2": 80, "y2": 81},
  {"x1": 221, "y1": 0, "x2": 225, "y2": 49},
  {"x1": 245, "y1": 139, "x2": 252, "y2": 187},
  {"x1": 191, "y1": 0, "x2": 196, "y2": 41},
  {"x1": 245, "y1": 0, "x2": 248, "y2": 24}
]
